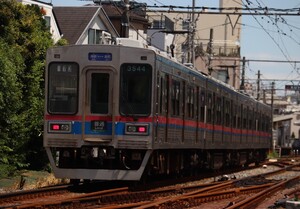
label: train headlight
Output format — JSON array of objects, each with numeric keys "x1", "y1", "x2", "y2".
[
  {"x1": 125, "y1": 123, "x2": 149, "y2": 135},
  {"x1": 48, "y1": 121, "x2": 72, "y2": 133}
]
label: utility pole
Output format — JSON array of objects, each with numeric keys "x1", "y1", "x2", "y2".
[
  {"x1": 256, "y1": 70, "x2": 261, "y2": 100},
  {"x1": 208, "y1": 28, "x2": 213, "y2": 75},
  {"x1": 121, "y1": 0, "x2": 130, "y2": 38},
  {"x1": 271, "y1": 81, "x2": 275, "y2": 151},
  {"x1": 191, "y1": 0, "x2": 195, "y2": 65},
  {"x1": 240, "y1": 56, "x2": 246, "y2": 90}
]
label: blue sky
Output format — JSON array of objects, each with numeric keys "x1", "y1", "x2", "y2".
[{"x1": 51, "y1": 0, "x2": 300, "y2": 92}]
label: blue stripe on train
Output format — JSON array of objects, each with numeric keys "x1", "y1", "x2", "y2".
[
  {"x1": 70, "y1": 121, "x2": 264, "y2": 138},
  {"x1": 72, "y1": 122, "x2": 126, "y2": 135}
]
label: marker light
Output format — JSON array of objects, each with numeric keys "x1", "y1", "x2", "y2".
[
  {"x1": 52, "y1": 124, "x2": 60, "y2": 130},
  {"x1": 138, "y1": 126, "x2": 146, "y2": 133},
  {"x1": 125, "y1": 123, "x2": 149, "y2": 136},
  {"x1": 48, "y1": 122, "x2": 72, "y2": 133}
]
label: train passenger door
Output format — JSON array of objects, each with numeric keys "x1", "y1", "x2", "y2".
[
  {"x1": 169, "y1": 78, "x2": 181, "y2": 143},
  {"x1": 181, "y1": 81, "x2": 186, "y2": 143},
  {"x1": 155, "y1": 72, "x2": 169, "y2": 143},
  {"x1": 165, "y1": 75, "x2": 170, "y2": 142},
  {"x1": 83, "y1": 70, "x2": 113, "y2": 142}
]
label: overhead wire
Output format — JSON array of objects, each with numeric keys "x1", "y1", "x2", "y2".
[
  {"x1": 118, "y1": 1, "x2": 300, "y2": 92},
  {"x1": 245, "y1": 0, "x2": 300, "y2": 90},
  {"x1": 241, "y1": 0, "x2": 300, "y2": 90}
]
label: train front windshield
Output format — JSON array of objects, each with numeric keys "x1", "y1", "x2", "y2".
[
  {"x1": 120, "y1": 64, "x2": 152, "y2": 116},
  {"x1": 47, "y1": 62, "x2": 79, "y2": 114}
]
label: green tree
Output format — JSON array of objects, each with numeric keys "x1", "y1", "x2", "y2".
[
  {"x1": 0, "y1": 40, "x2": 25, "y2": 177},
  {"x1": 0, "y1": 0, "x2": 53, "y2": 176}
]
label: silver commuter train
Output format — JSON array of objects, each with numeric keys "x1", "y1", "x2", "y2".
[{"x1": 44, "y1": 39, "x2": 272, "y2": 181}]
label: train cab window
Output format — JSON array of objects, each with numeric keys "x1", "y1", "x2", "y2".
[
  {"x1": 48, "y1": 62, "x2": 78, "y2": 114},
  {"x1": 91, "y1": 73, "x2": 109, "y2": 114},
  {"x1": 120, "y1": 64, "x2": 152, "y2": 116}
]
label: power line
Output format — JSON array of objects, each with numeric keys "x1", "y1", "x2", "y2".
[
  {"x1": 145, "y1": 5, "x2": 300, "y2": 16},
  {"x1": 145, "y1": 9, "x2": 300, "y2": 16},
  {"x1": 246, "y1": 79, "x2": 300, "y2": 82},
  {"x1": 216, "y1": 58, "x2": 300, "y2": 63},
  {"x1": 245, "y1": 59, "x2": 300, "y2": 63}
]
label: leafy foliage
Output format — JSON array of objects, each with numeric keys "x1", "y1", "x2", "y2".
[{"x1": 0, "y1": 0, "x2": 53, "y2": 176}]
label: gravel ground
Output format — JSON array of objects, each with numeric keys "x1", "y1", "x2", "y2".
[
  {"x1": 2, "y1": 160, "x2": 299, "y2": 208},
  {"x1": 0, "y1": 171, "x2": 66, "y2": 193},
  {"x1": 187, "y1": 162, "x2": 300, "y2": 209}
]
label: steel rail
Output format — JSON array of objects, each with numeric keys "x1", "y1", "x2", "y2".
[{"x1": 226, "y1": 175, "x2": 300, "y2": 209}]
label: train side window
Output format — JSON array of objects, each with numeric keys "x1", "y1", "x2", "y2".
[
  {"x1": 249, "y1": 108, "x2": 254, "y2": 130},
  {"x1": 237, "y1": 104, "x2": 241, "y2": 129},
  {"x1": 254, "y1": 111, "x2": 258, "y2": 130},
  {"x1": 200, "y1": 90, "x2": 205, "y2": 122},
  {"x1": 262, "y1": 114, "x2": 266, "y2": 132},
  {"x1": 91, "y1": 73, "x2": 109, "y2": 114},
  {"x1": 171, "y1": 79, "x2": 180, "y2": 116},
  {"x1": 207, "y1": 92, "x2": 212, "y2": 123},
  {"x1": 196, "y1": 86, "x2": 200, "y2": 120},
  {"x1": 158, "y1": 75, "x2": 163, "y2": 114},
  {"x1": 243, "y1": 107, "x2": 247, "y2": 129},
  {"x1": 232, "y1": 102, "x2": 236, "y2": 128},
  {"x1": 266, "y1": 116, "x2": 270, "y2": 132},
  {"x1": 158, "y1": 73, "x2": 168, "y2": 116},
  {"x1": 257, "y1": 112, "x2": 261, "y2": 131},
  {"x1": 187, "y1": 86, "x2": 195, "y2": 118},
  {"x1": 48, "y1": 62, "x2": 79, "y2": 114},
  {"x1": 215, "y1": 96, "x2": 222, "y2": 125},
  {"x1": 165, "y1": 75, "x2": 170, "y2": 116},
  {"x1": 225, "y1": 100, "x2": 230, "y2": 127}
]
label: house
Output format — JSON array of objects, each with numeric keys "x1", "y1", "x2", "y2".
[
  {"x1": 18, "y1": 0, "x2": 122, "y2": 45},
  {"x1": 53, "y1": 6, "x2": 119, "y2": 45},
  {"x1": 146, "y1": 0, "x2": 242, "y2": 89},
  {"x1": 100, "y1": 1, "x2": 150, "y2": 42},
  {"x1": 17, "y1": 0, "x2": 61, "y2": 43}
]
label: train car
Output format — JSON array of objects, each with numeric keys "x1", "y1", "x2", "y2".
[{"x1": 44, "y1": 38, "x2": 272, "y2": 181}]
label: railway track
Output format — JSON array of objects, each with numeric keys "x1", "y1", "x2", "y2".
[
  {"x1": 0, "y1": 184, "x2": 70, "y2": 207},
  {"x1": 1, "y1": 160, "x2": 299, "y2": 208}
]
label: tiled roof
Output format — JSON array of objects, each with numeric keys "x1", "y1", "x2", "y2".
[
  {"x1": 53, "y1": 6, "x2": 99, "y2": 44},
  {"x1": 102, "y1": 3, "x2": 148, "y2": 22}
]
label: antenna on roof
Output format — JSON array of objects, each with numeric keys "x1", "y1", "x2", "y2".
[{"x1": 93, "y1": 0, "x2": 101, "y2": 4}]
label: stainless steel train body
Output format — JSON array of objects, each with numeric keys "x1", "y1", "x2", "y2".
[{"x1": 44, "y1": 41, "x2": 272, "y2": 181}]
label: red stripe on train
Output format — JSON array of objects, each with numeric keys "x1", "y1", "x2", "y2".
[{"x1": 44, "y1": 114, "x2": 270, "y2": 137}]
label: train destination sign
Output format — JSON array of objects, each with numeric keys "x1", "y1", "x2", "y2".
[
  {"x1": 285, "y1": 85, "x2": 300, "y2": 91},
  {"x1": 88, "y1": 53, "x2": 112, "y2": 61},
  {"x1": 91, "y1": 120, "x2": 106, "y2": 131}
]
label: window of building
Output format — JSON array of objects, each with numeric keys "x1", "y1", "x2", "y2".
[
  {"x1": 44, "y1": 16, "x2": 51, "y2": 29},
  {"x1": 88, "y1": 29, "x2": 102, "y2": 44},
  {"x1": 182, "y1": 20, "x2": 189, "y2": 30}
]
